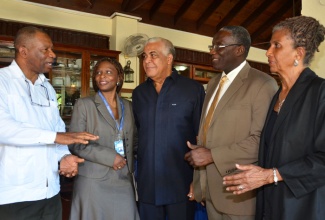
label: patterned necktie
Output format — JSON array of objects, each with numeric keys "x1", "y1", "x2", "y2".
[{"x1": 202, "y1": 75, "x2": 228, "y2": 146}]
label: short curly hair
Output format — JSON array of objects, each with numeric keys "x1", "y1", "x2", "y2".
[
  {"x1": 273, "y1": 16, "x2": 325, "y2": 66},
  {"x1": 92, "y1": 57, "x2": 124, "y2": 93}
]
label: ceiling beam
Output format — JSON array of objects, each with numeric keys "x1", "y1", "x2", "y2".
[
  {"x1": 293, "y1": 0, "x2": 302, "y2": 16},
  {"x1": 122, "y1": 0, "x2": 150, "y2": 12},
  {"x1": 215, "y1": 0, "x2": 250, "y2": 31},
  {"x1": 240, "y1": 0, "x2": 273, "y2": 28},
  {"x1": 251, "y1": 0, "x2": 292, "y2": 41},
  {"x1": 196, "y1": 1, "x2": 222, "y2": 30},
  {"x1": 149, "y1": 0, "x2": 165, "y2": 20},
  {"x1": 121, "y1": 0, "x2": 130, "y2": 11},
  {"x1": 86, "y1": 0, "x2": 95, "y2": 9},
  {"x1": 174, "y1": 0, "x2": 195, "y2": 25}
]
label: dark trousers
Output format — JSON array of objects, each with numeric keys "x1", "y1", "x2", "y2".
[
  {"x1": 138, "y1": 200, "x2": 195, "y2": 220},
  {"x1": 0, "y1": 194, "x2": 62, "y2": 220}
]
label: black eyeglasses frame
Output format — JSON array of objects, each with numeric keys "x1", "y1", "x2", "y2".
[{"x1": 208, "y1": 44, "x2": 242, "y2": 52}]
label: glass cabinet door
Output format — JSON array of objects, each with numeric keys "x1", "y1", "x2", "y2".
[
  {"x1": 0, "y1": 40, "x2": 14, "y2": 68},
  {"x1": 173, "y1": 62, "x2": 192, "y2": 78},
  {"x1": 193, "y1": 64, "x2": 221, "y2": 83},
  {"x1": 89, "y1": 54, "x2": 109, "y2": 96},
  {"x1": 51, "y1": 51, "x2": 82, "y2": 123}
]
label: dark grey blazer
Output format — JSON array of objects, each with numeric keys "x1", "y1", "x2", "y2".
[{"x1": 68, "y1": 92, "x2": 137, "y2": 178}]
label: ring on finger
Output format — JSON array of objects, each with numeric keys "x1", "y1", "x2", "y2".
[
  {"x1": 238, "y1": 185, "x2": 245, "y2": 190},
  {"x1": 118, "y1": 166, "x2": 121, "y2": 169}
]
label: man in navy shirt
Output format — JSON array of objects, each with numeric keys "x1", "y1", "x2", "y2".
[{"x1": 132, "y1": 37, "x2": 205, "y2": 220}]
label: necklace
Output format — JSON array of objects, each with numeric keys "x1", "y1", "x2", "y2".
[{"x1": 278, "y1": 98, "x2": 285, "y2": 114}]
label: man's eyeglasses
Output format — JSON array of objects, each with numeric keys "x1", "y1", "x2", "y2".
[
  {"x1": 25, "y1": 79, "x2": 50, "y2": 107},
  {"x1": 208, "y1": 44, "x2": 241, "y2": 52}
]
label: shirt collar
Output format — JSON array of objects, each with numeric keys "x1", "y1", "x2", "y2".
[
  {"x1": 9, "y1": 60, "x2": 49, "y2": 84},
  {"x1": 222, "y1": 60, "x2": 246, "y2": 83},
  {"x1": 146, "y1": 68, "x2": 178, "y2": 83}
]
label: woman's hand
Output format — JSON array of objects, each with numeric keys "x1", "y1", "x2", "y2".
[
  {"x1": 222, "y1": 164, "x2": 274, "y2": 195},
  {"x1": 113, "y1": 154, "x2": 127, "y2": 171}
]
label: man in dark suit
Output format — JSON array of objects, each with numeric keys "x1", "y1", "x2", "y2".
[
  {"x1": 185, "y1": 26, "x2": 278, "y2": 220},
  {"x1": 132, "y1": 37, "x2": 205, "y2": 220}
]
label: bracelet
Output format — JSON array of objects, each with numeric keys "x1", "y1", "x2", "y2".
[{"x1": 273, "y1": 167, "x2": 278, "y2": 186}]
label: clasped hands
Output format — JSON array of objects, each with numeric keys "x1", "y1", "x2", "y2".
[
  {"x1": 59, "y1": 155, "x2": 84, "y2": 178},
  {"x1": 184, "y1": 141, "x2": 213, "y2": 205},
  {"x1": 184, "y1": 141, "x2": 274, "y2": 196},
  {"x1": 184, "y1": 141, "x2": 214, "y2": 167},
  {"x1": 113, "y1": 154, "x2": 127, "y2": 171}
]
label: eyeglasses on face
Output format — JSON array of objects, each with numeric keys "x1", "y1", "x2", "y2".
[
  {"x1": 25, "y1": 79, "x2": 50, "y2": 107},
  {"x1": 208, "y1": 44, "x2": 241, "y2": 52}
]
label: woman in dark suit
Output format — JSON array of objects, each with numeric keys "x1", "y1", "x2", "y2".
[
  {"x1": 68, "y1": 58, "x2": 139, "y2": 220},
  {"x1": 222, "y1": 16, "x2": 325, "y2": 220}
]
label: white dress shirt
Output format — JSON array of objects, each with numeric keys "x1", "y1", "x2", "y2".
[
  {"x1": 206, "y1": 61, "x2": 247, "y2": 115},
  {"x1": 0, "y1": 61, "x2": 70, "y2": 205}
]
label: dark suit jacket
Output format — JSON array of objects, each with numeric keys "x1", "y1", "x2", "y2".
[
  {"x1": 193, "y1": 63, "x2": 278, "y2": 216},
  {"x1": 68, "y1": 93, "x2": 136, "y2": 178},
  {"x1": 256, "y1": 68, "x2": 325, "y2": 220}
]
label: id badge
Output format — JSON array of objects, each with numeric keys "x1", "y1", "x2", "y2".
[{"x1": 114, "y1": 139, "x2": 125, "y2": 157}]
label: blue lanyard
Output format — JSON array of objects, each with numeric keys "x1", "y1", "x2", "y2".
[{"x1": 98, "y1": 91, "x2": 124, "y2": 133}]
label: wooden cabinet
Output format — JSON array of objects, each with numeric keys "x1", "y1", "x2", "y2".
[
  {"x1": 192, "y1": 64, "x2": 221, "y2": 83},
  {"x1": 139, "y1": 61, "x2": 220, "y2": 87},
  {"x1": 173, "y1": 62, "x2": 221, "y2": 85}
]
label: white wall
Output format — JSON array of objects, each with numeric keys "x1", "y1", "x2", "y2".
[
  {"x1": 302, "y1": 0, "x2": 325, "y2": 78},
  {"x1": 138, "y1": 23, "x2": 268, "y2": 64}
]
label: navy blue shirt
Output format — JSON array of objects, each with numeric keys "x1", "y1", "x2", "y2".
[{"x1": 132, "y1": 69, "x2": 205, "y2": 205}]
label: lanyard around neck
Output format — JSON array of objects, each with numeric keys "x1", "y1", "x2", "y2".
[{"x1": 98, "y1": 91, "x2": 124, "y2": 132}]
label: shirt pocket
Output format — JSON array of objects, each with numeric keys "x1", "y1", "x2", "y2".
[
  {"x1": 168, "y1": 101, "x2": 193, "y2": 119},
  {"x1": 7, "y1": 94, "x2": 31, "y2": 123}
]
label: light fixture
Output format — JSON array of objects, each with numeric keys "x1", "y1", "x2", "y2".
[
  {"x1": 174, "y1": 65, "x2": 188, "y2": 71},
  {"x1": 124, "y1": 60, "x2": 134, "y2": 83}
]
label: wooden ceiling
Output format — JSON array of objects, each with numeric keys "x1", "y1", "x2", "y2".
[{"x1": 25, "y1": 0, "x2": 301, "y2": 49}]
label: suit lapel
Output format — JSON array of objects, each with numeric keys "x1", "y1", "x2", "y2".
[
  {"x1": 209, "y1": 63, "x2": 250, "y2": 127},
  {"x1": 198, "y1": 75, "x2": 220, "y2": 142},
  {"x1": 94, "y1": 93, "x2": 117, "y2": 130}
]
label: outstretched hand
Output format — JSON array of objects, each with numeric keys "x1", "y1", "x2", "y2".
[
  {"x1": 55, "y1": 132, "x2": 99, "y2": 145},
  {"x1": 223, "y1": 164, "x2": 274, "y2": 195},
  {"x1": 59, "y1": 155, "x2": 85, "y2": 177}
]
